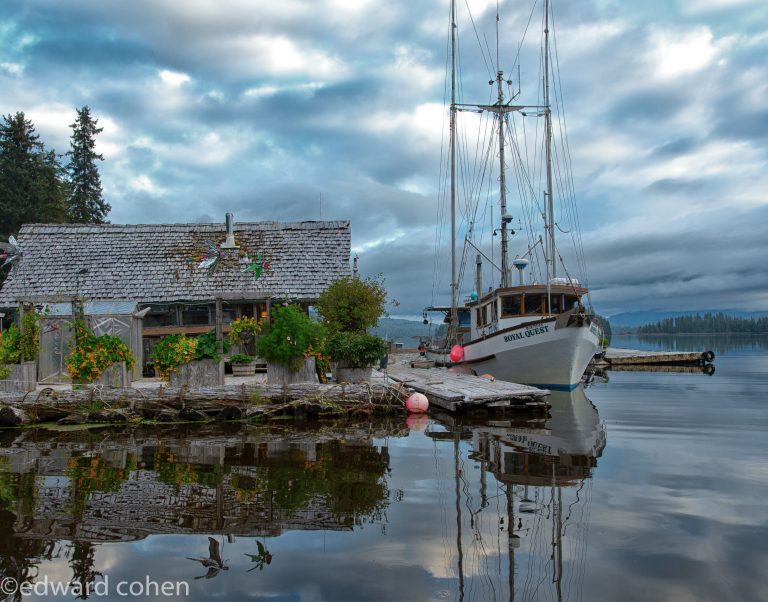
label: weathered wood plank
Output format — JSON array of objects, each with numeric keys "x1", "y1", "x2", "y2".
[
  {"x1": 604, "y1": 347, "x2": 714, "y2": 365},
  {"x1": 384, "y1": 366, "x2": 549, "y2": 412}
]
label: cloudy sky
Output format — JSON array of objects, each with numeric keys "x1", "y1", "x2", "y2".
[{"x1": 1, "y1": 0, "x2": 766, "y2": 318}]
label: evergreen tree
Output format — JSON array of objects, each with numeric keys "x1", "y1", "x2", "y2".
[
  {"x1": 67, "y1": 106, "x2": 110, "y2": 223},
  {"x1": 0, "y1": 112, "x2": 42, "y2": 239},
  {"x1": 0, "y1": 112, "x2": 68, "y2": 240}
]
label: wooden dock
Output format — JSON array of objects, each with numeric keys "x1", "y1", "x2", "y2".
[
  {"x1": 603, "y1": 347, "x2": 715, "y2": 366},
  {"x1": 384, "y1": 366, "x2": 549, "y2": 413}
]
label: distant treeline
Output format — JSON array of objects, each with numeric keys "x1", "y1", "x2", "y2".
[{"x1": 638, "y1": 313, "x2": 768, "y2": 334}]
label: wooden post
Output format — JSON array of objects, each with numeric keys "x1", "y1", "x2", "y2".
[{"x1": 215, "y1": 298, "x2": 223, "y2": 355}]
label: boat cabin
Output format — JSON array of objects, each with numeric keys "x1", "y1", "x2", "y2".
[{"x1": 470, "y1": 282, "x2": 588, "y2": 338}]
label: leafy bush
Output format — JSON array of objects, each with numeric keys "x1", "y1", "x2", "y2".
[
  {"x1": 150, "y1": 334, "x2": 197, "y2": 380},
  {"x1": 19, "y1": 310, "x2": 41, "y2": 362},
  {"x1": 257, "y1": 305, "x2": 325, "y2": 371},
  {"x1": 195, "y1": 329, "x2": 229, "y2": 361},
  {"x1": 326, "y1": 331, "x2": 387, "y2": 369},
  {"x1": 0, "y1": 325, "x2": 22, "y2": 379},
  {"x1": 315, "y1": 275, "x2": 392, "y2": 333},
  {"x1": 65, "y1": 321, "x2": 135, "y2": 383},
  {"x1": 229, "y1": 353, "x2": 255, "y2": 364}
]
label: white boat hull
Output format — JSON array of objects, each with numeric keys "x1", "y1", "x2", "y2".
[{"x1": 457, "y1": 318, "x2": 600, "y2": 388}]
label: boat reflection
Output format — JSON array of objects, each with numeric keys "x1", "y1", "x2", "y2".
[{"x1": 429, "y1": 386, "x2": 606, "y2": 601}]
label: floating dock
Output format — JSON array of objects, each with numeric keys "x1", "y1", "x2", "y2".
[
  {"x1": 602, "y1": 347, "x2": 715, "y2": 366},
  {"x1": 384, "y1": 366, "x2": 549, "y2": 413}
]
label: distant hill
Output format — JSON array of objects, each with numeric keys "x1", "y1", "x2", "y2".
[
  {"x1": 371, "y1": 317, "x2": 441, "y2": 346},
  {"x1": 609, "y1": 309, "x2": 768, "y2": 329}
]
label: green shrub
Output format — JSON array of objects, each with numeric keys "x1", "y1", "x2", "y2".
[
  {"x1": 315, "y1": 275, "x2": 391, "y2": 333},
  {"x1": 19, "y1": 310, "x2": 41, "y2": 362},
  {"x1": 195, "y1": 329, "x2": 229, "y2": 362},
  {"x1": 326, "y1": 331, "x2": 387, "y2": 369},
  {"x1": 0, "y1": 324, "x2": 22, "y2": 379},
  {"x1": 256, "y1": 305, "x2": 325, "y2": 371}
]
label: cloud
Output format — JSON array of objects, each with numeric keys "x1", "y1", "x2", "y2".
[{"x1": 0, "y1": 0, "x2": 765, "y2": 317}]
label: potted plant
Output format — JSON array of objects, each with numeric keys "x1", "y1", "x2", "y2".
[
  {"x1": 153, "y1": 330, "x2": 228, "y2": 386},
  {"x1": 256, "y1": 305, "x2": 325, "y2": 384},
  {"x1": 229, "y1": 352, "x2": 257, "y2": 376},
  {"x1": 65, "y1": 321, "x2": 135, "y2": 387},
  {"x1": 326, "y1": 331, "x2": 388, "y2": 383},
  {"x1": 149, "y1": 334, "x2": 197, "y2": 380},
  {"x1": 0, "y1": 310, "x2": 41, "y2": 393}
]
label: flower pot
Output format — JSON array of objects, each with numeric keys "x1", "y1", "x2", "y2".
[
  {"x1": 267, "y1": 356, "x2": 318, "y2": 385},
  {"x1": 95, "y1": 362, "x2": 130, "y2": 388},
  {"x1": 0, "y1": 361, "x2": 37, "y2": 393},
  {"x1": 170, "y1": 358, "x2": 225, "y2": 387},
  {"x1": 231, "y1": 361, "x2": 257, "y2": 377},
  {"x1": 334, "y1": 365, "x2": 374, "y2": 384}
]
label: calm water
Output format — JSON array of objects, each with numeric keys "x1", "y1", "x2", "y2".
[{"x1": 0, "y1": 336, "x2": 766, "y2": 601}]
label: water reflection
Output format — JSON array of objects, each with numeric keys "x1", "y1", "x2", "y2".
[
  {"x1": 0, "y1": 391, "x2": 606, "y2": 601},
  {"x1": 427, "y1": 387, "x2": 605, "y2": 601}
]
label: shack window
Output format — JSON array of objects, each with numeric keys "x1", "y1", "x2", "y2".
[
  {"x1": 501, "y1": 295, "x2": 522, "y2": 317},
  {"x1": 142, "y1": 305, "x2": 177, "y2": 328},
  {"x1": 476, "y1": 307, "x2": 484, "y2": 327},
  {"x1": 490, "y1": 300, "x2": 498, "y2": 322},
  {"x1": 182, "y1": 304, "x2": 211, "y2": 325},
  {"x1": 524, "y1": 294, "x2": 547, "y2": 315}
]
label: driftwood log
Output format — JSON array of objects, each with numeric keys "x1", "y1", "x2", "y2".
[{"x1": 0, "y1": 382, "x2": 406, "y2": 427}]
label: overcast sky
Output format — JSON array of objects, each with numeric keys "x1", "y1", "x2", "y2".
[{"x1": 1, "y1": 0, "x2": 766, "y2": 318}]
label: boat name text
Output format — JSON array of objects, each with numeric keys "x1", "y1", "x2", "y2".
[{"x1": 503, "y1": 325, "x2": 549, "y2": 343}]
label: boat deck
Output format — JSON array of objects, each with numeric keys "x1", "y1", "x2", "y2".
[{"x1": 383, "y1": 366, "x2": 550, "y2": 413}]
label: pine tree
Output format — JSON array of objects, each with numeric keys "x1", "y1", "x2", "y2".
[
  {"x1": 67, "y1": 106, "x2": 110, "y2": 223},
  {"x1": 0, "y1": 112, "x2": 43, "y2": 239}
]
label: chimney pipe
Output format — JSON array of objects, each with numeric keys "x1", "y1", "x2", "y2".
[{"x1": 222, "y1": 212, "x2": 238, "y2": 248}]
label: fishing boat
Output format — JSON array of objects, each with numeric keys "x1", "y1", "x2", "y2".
[{"x1": 425, "y1": 0, "x2": 600, "y2": 389}]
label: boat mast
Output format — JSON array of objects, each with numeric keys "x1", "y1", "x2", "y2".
[
  {"x1": 450, "y1": 0, "x2": 458, "y2": 338},
  {"x1": 544, "y1": 0, "x2": 556, "y2": 279},
  {"x1": 496, "y1": 70, "x2": 510, "y2": 288}
]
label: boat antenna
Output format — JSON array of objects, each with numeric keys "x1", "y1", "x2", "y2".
[
  {"x1": 449, "y1": 0, "x2": 458, "y2": 340},
  {"x1": 544, "y1": 0, "x2": 556, "y2": 279}
]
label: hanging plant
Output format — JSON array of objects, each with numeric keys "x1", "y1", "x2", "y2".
[{"x1": 228, "y1": 316, "x2": 263, "y2": 346}]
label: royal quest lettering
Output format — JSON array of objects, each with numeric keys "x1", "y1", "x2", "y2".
[{"x1": 504, "y1": 325, "x2": 549, "y2": 343}]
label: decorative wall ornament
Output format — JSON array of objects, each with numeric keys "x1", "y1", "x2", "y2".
[
  {"x1": 0, "y1": 235, "x2": 22, "y2": 269},
  {"x1": 243, "y1": 252, "x2": 272, "y2": 281},
  {"x1": 187, "y1": 239, "x2": 272, "y2": 281}
]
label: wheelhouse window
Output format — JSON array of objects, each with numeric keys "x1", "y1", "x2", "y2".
[
  {"x1": 524, "y1": 294, "x2": 547, "y2": 315},
  {"x1": 550, "y1": 294, "x2": 563, "y2": 314},
  {"x1": 564, "y1": 295, "x2": 580, "y2": 311},
  {"x1": 501, "y1": 295, "x2": 522, "y2": 317}
]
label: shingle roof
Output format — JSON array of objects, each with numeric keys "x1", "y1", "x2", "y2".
[{"x1": 0, "y1": 221, "x2": 351, "y2": 306}]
